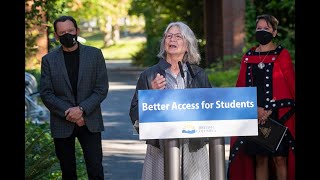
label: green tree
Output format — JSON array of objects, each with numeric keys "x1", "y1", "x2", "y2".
[
  {"x1": 243, "y1": 0, "x2": 295, "y2": 61},
  {"x1": 129, "y1": 0, "x2": 204, "y2": 67},
  {"x1": 130, "y1": 0, "x2": 295, "y2": 67},
  {"x1": 25, "y1": 121, "x2": 87, "y2": 179},
  {"x1": 63, "y1": 0, "x2": 132, "y2": 48},
  {"x1": 25, "y1": 0, "x2": 70, "y2": 68},
  {"x1": 25, "y1": 122, "x2": 59, "y2": 179}
]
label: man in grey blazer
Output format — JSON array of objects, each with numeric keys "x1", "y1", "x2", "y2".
[{"x1": 39, "y1": 16, "x2": 108, "y2": 180}]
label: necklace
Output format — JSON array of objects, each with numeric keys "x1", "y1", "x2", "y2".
[{"x1": 257, "y1": 48, "x2": 271, "y2": 69}]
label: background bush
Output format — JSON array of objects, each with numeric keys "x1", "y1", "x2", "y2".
[{"x1": 25, "y1": 121, "x2": 87, "y2": 179}]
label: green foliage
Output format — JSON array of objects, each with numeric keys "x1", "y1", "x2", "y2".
[
  {"x1": 81, "y1": 31, "x2": 146, "y2": 60},
  {"x1": 102, "y1": 37, "x2": 145, "y2": 60},
  {"x1": 129, "y1": 0, "x2": 204, "y2": 67},
  {"x1": 131, "y1": 44, "x2": 146, "y2": 66},
  {"x1": 25, "y1": 121, "x2": 60, "y2": 180},
  {"x1": 130, "y1": 0, "x2": 295, "y2": 68},
  {"x1": 65, "y1": 0, "x2": 131, "y2": 25},
  {"x1": 243, "y1": 0, "x2": 258, "y2": 53},
  {"x1": 26, "y1": 69, "x2": 41, "y2": 85},
  {"x1": 207, "y1": 68, "x2": 239, "y2": 88},
  {"x1": 25, "y1": 121, "x2": 88, "y2": 179},
  {"x1": 132, "y1": 36, "x2": 161, "y2": 66},
  {"x1": 25, "y1": 0, "x2": 69, "y2": 63},
  {"x1": 80, "y1": 31, "x2": 105, "y2": 48},
  {"x1": 206, "y1": 54, "x2": 241, "y2": 87},
  {"x1": 243, "y1": 0, "x2": 295, "y2": 62}
]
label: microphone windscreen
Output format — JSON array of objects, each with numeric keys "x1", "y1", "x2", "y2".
[{"x1": 178, "y1": 61, "x2": 185, "y2": 78}]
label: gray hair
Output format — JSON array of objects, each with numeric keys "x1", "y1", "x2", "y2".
[{"x1": 157, "y1": 22, "x2": 201, "y2": 65}]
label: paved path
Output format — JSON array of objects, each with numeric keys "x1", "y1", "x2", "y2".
[
  {"x1": 101, "y1": 60, "x2": 146, "y2": 180},
  {"x1": 100, "y1": 60, "x2": 230, "y2": 180}
]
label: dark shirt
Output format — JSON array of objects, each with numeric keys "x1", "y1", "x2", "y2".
[
  {"x1": 252, "y1": 65, "x2": 265, "y2": 107},
  {"x1": 63, "y1": 47, "x2": 80, "y2": 101},
  {"x1": 252, "y1": 64, "x2": 278, "y2": 119}
]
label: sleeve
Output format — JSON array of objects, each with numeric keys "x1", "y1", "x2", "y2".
[
  {"x1": 203, "y1": 71, "x2": 213, "y2": 88},
  {"x1": 79, "y1": 49, "x2": 109, "y2": 114},
  {"x1": 129, "y1": 72, "x2": 149, "y2": 126},
  {"x1": 235, "y1": 55, "x2": 247, "y2": 87},
  {"x1": 39, "y1": 56, "x2": 72, "y2": 118},
  {"x1": 278, "y1": 49, "x2": 295, "y2": 100}
]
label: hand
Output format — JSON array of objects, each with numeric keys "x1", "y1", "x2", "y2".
[
  {"x1": 65, "y1": 106, "x2": 83, "y2": 122},
  {"x1": 75, "y1": 117, "x2": 85, "y2": 127},
  {"x1": 133, "y1": 120, "x2": 139, "y2": 134},
  {"x1": 258, "y1": 107, "x2": 272, "y2": 125},
  {"x1": 151, "y1": 73, "x2": 166, "y2": 89}
]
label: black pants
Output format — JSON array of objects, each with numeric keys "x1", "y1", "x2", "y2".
[{"x1": 54, "y1": 125, "x2": 104, "y2": 180}]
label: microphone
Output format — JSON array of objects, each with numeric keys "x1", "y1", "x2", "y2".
[
  {"x1": 178, "y1": 61, "x2": 185, "y2": 78},
  {"x1": 186, "y1": 62, "x2": 195, "y2": 78},
  {"x1": 159, "y1": 69, "x2": 166, "y2": 78}
]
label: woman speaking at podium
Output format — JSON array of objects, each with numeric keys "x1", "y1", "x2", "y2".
[{"x1": 129, "y1": 21, "x2": 212, "y2": 180}]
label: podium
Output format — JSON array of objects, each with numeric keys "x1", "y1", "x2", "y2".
[
  {"x1": 138, "y1": 87, "x2": 258, "y2": 180},
  {"x1": 162, "y1": 137, "x2": 226, "y2": 180}
]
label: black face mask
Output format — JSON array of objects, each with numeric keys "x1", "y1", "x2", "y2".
[
  {"x1": 255, "y1": 30, "x2": 273, "y2": 45},
  {"x1": 59, "y1": 33, "x2": 77, "y2": 48}
]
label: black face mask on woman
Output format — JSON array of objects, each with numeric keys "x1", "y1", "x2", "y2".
[
  {"x1": 255, "y1": 30, "x2": 273, "y2": 45},
  {"x1": 59, "y1": 33, "x2": 77, "y2": 48}
]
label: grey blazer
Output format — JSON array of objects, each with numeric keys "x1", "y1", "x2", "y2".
[{"x1": 40, "y1": 43, "x2": 109, "y2": 138}]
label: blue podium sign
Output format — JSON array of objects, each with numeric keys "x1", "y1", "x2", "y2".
[{"x1": 138, "y1": 87, "x2": 258, "y2": 140}]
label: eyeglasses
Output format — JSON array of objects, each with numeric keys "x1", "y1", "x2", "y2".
[{"x1": 165, "y1": 33, "x2": 183, "y2": 40}]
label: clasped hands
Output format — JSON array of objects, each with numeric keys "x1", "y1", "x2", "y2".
[
  {"x1": 65, "y1": 106, "x2": 85, "y2": 127},
  {"x1": 258, "y1": 107, "x2": 272, "y2": 125}
]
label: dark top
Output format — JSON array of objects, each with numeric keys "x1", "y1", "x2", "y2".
[
  {"x1": 63, "y1": 47, "x2": 80, "y2": 101},
  {"x1": 252, "y1": 65, "x2": 265, "y2": 107},
  {"x1": 247, "y1": 63, "x2": 286, "y2": 156},
  {"x1": 252, "y1": 63, "x2": 278, "y2": 119}
]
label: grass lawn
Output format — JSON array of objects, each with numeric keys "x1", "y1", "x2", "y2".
[{"x1": 80, "y1": 31, "x2": 146, "y2": 60}]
